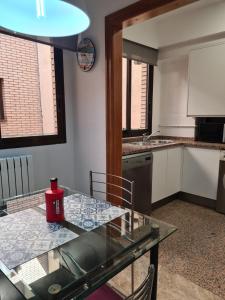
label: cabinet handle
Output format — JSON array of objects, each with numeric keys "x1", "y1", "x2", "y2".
[{"x1": 223, "y1": 174, "x2": 225, "y2": 189}]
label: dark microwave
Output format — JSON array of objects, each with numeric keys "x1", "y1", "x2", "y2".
[{"x1": 195, "y1": 118, "x2": 225, "y2": 143}]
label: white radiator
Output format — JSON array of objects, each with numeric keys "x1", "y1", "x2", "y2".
[{"x1": 0, "y1": 155, "x2": 34, "y2": 201}]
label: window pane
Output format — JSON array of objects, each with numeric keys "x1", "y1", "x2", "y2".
[
  {"x1": 122, "y1": 58, "x2": 127, "y2": 130},
  {"x1": 131, "y1": 61, "x2": 148, "y2": 130},
  {"x1": 0, "y1": 34, "x2": 57, "y2": 138}
]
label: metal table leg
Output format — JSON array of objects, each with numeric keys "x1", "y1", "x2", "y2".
[{"x1": 150, "y1": 244, "x2": 159, "y2": 300}]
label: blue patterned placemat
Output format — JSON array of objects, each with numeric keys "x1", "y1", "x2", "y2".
[
  {"x1": 40, "y1": 193, "x2": 127, "y2": 231},
  {"x1": 0, "y1": 209, "x2": 78, "y2": 270},
  {"x1": 64, "y1": 194, "x2": 126, "y2": 231}
]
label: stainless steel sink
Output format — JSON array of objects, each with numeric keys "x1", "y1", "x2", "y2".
[
  {"x1": 153, "y1": 139, "x2": 175, "y2": 144},
  {"x1": 131, "y1": 141, "x2": 148, "y2": 146},
  {"x1": 131, "y1": 139, "x2": 175, "y2": 146}
]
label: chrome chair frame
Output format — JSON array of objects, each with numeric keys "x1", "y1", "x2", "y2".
[
  {"x1": 126, "y1": 265, "x2": 155, "y2": 300},
  {"x1": 89, "y1": 170, "x2": 137, "y2": 294},
  {"x1": 89, "y1": 171, "x2": 135, "y2": 232}
]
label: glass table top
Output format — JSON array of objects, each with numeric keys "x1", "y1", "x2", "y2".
[{"x1": 0, "y1": 187, "x2": 176, "y2": 300}]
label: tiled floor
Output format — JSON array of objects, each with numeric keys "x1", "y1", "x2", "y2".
[
  {"x1": 110, "y1": 200, "x2": 225, "y2": 300},
  {"x1": 152, "y1": 200, "x2": 225, "y2": 299},
  {"x1": 110, "y1": 258, "x2": 222, "y2": 300},
  {"x1": 158, "y1": 265, "x2": 222, "y2": 300}
]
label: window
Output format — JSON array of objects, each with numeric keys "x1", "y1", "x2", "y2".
[
  {"x1": 0, "y1": 33, "x2": 66, "y2": 149},
  {"x1": 122, "y1": 57, "x2": 154, "y2": 137}
]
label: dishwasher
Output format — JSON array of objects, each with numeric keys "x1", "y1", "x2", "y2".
[
  {"x1": 216, "y1": 151, "x2": 225, "y2": 214},
  {"x1": 122, "y1": 152, "x2": 152, "y2": 215}
]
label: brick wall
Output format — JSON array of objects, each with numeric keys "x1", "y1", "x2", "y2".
[
  {"x1": 140, "y1": 64, "x2": 148, "y2": 129},
  {"x1": 51, "y1": 49, "x2": 58, "y2": 134},
  {"x1": 131, "y1": 62, "x2": 148, "y2": 129},
  {"x1": 122, "y1": 60, "x2": 148, "y2": 130},
  {"x1": 0, "y1": 34, "x2": 57, "y2": 138}
]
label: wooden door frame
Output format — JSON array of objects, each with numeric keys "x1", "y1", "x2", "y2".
[{"x1": 105, "y1": 0, "x2": 198, "y2": 183}]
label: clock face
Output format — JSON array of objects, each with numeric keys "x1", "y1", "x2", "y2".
[{"x1": 77, "y1": 38, "x2": 96, "y2": 72}]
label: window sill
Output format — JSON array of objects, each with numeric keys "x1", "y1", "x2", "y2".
[{"x1": 0, "y1": 135, "x2": 67, "y2": 150}]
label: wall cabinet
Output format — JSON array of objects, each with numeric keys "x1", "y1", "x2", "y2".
[
  {"x1": 182, "y1": 147, "x2": 220, "y2": 200},
  {"x1": 152, "y1": 147, "x2": 182, "y2": 203},
  {"x1": 188, "y1": 43, "x2": 225, "y2": 116}
]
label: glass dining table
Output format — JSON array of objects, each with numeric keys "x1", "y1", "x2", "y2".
[{"x1": 0, "y1": 187, "x2": 176, "y2": 300}]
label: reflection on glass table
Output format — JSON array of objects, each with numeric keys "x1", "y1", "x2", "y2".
[{"x1": 0, "y1": 187, "x2": 176, "y2": 300}]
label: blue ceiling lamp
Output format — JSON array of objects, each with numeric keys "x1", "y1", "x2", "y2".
[{"x1": 0, "y1": 0, "x2": 90, "y2": 38}]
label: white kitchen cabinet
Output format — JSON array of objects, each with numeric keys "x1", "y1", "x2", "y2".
[
  {"x1": 152, "y1": 147, "x2": 182, "y2": 203},
  {"x1": 188, "y1": 43, "x2": 225, "y2": 116},
  {"x1": 152, "y1": 149, "x2": 167, "y2": 203},
  {"x1": 166, "y1": 147, "x2": 183, "y2": 196},
  {"x1": 182, "y1": 147, "x2": 220, "y2": 200}
]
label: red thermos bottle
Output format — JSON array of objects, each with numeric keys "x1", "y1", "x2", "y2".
[{"x1": 45, "y1": 178, "x2": 65, "y2": 222}]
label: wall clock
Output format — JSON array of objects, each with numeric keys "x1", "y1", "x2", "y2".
[{"x1": 77, "y1": 38, "x2": 96, "y2": 72}]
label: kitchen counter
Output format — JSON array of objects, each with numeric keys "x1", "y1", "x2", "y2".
[{"x1": 122, "y1": 137, "x2": 225, "y2": 156}]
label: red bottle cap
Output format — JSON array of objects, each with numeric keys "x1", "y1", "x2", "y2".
[{"x1": 50, "y1": 178, "x2": 58, "y2": 190}]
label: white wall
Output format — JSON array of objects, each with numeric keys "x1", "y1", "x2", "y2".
[
  {"x1": 156, "y1": 55, "x2": 195, "y2": 137},
  {"x1": 0, "y1": 51, "x2": 77, "y2": 190},
  {"x1": 152, "y1": 53, "x2": 195, "y2": 138},
  {"x1": 72, "y1": 0, "x2": 138, "y2": 193},
  {"x1": 152, "y1": 66, "x2": 161, "y2": 133},
  {"x1": 154, "y1": 37, "x2": 225, "y2": 137}
]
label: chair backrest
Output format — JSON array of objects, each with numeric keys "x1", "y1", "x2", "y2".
[
  {"x1": 5, "y1": 186, "x2": 73, "y2": 214},
  {"x1": 89, "y1": 171, "x2": 134, "y2": 206},
  {"x1": 126, "y1": 265, "x2": 155, "y2": 300},
  {"x1": 6, "y1": 192, "x2": 45, "y2": 214},
  {"x1": 89, "y1": 170, "x2": 135, "y2": 232}
]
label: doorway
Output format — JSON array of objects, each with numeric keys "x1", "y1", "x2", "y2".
[{"x1": 105, "y1": 0, "x2": 197, "y2": 180}]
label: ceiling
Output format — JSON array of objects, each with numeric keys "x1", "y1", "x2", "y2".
[{"x1": 123, "y1": 0, "x2": 225, "y2": 49}]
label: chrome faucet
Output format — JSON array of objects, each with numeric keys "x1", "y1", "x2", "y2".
[{"x1": 143, "y1": 130, "x2": 160, "y2": 143}]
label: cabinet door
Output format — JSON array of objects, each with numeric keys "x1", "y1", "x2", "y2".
[
  {"x1": 188, "y1": 43, "x2": 225, "y2": 116},
  {"x1": 152, "y1": 150, "x2": 167, "y2": 203},
  {"x1": 166, "y1": 147, "x2": 182, "y2": 196},
  {"x1": 182, "y1": 148, "x2": 220, "y2": 200}
]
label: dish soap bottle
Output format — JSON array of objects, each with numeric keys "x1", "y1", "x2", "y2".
[{"x1": 45, "y1": 178, "x2": 65, "y2": 222}]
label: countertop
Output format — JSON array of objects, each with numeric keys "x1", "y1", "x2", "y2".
[{"x1": 122, "y1": 137, "x2": 225, "y2": 156}]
